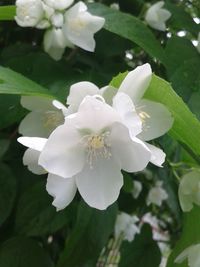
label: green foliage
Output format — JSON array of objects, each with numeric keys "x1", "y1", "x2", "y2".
[{"x1": 0, "y1": 6, "x2": 15, "y2": 21}]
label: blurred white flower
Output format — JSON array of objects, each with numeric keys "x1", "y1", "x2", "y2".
[
  {"x1": 197, "y1": 32, "x2": 200, "y2": 53},
  {"x1": 15, "y1": 0, "x2": 44, "y2": 27},
  {"x1": 19, "y1": 95, "x2": 151, "y2": 210},
  {"x1": 175, "y1": 244, "x2": 200, "y2": 267},
  {"x1": 43, "y1": 0, "x2": 74, "y2": 10},
  {"x1": 178, "y1": 171, "x2": 200, "y2": 212},
  {"x1": 132, "y1": 180, "x2": 142, "y2": 199},
  {"x1": 115, "y1": 212, "x2": 140, "y2": 242},
  {"x1": 63, "y1": 1, "x2": 105, "y2": 52},
  {"x1": 145, "y1": 1, "x2": 171, "y2": 31},
  {"x1": 147, "y1": 181, "x2": 168, "y2": 206},
  {"x1": 43, "y1": 28, "x2": 73, "y2": 60}
]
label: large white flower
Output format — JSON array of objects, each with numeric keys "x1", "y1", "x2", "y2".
[
  {"x1": 146, "y1": 181, "x2": 168, "y2": 206},
  {"x1": 30, "y1": 95, "x2": 151, "y2": 210},
  {"x1": 15, "y1": 0, "x2": 44, "y2": 27},
  {"x1": 43, "y1": 0, "x2": 74, "y2": 11},
  {"x1": 175, "y1": 244, "x2": 200, "y2": 267},
  {"x1": 66, "y1": 64, "x2": 173, "y2": 167},
  {"x1": 115, "y1": 212, "x2": 140, "y2": 242},
  {"x1": 63, "y1": 1, "x2": 105, "y2": 52},
  {"x1": 145, "y1": 1, "x2": 171, "y2": 31},
  {"x1": 178, "y1": 171, "x2": 200, "y2": 212}
]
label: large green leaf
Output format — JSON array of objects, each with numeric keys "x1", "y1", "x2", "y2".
[
  {"x1": 167, "y1": 206, "x2": 200, "y2": 267},
  {"x1": 0, "y1": 237, "x2": 54, "y2": 267},
  {"x1": 88, "y1": 3, "x2": 165, "y2": 63},
  {"x1": 57, "y1": 201, "x2": 117, "y2": 267},
  {"x1": 0, "y1": 66, "x2": 55, "y2": 98},
  {"x1": 0, "y1": 6, "x2": 15, "y2": 21},
  {"x1": 119, "y1": 224, "x2": 161, "y2": 267},
  {"x1": 145, "y1": 75, "x2": 200, "y2": 156},
  {"x1": 0, "y1": 163, "x2": 16, "y2": 226},
  {"x1": 15, "y1": 180, "x2": 74, "y2": 236}
]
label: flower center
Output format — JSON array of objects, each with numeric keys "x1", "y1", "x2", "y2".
[
  {"x1": 43, "y1": 111, "x2": 64, "y2": 130},
  {"x1": 70, "y1": 18, "x2": 87, "y2": 32},
  {"x1": 82, "y1": 132, "x2": 111, "y2": 168},
  {"x1": 139, "y1": 111, "x2": 150, "y2": 122}
]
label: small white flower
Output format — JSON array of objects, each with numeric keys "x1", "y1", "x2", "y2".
[
  {"x1": 178, "y1": 171, "x2": 200, "y2": 212},
  {"x1": 63, "y1": 1, "x2": 105, "y2": 52},
  {"x1": 43, "y1": 0, "x2": 74, "y2": 10},
  {"x1": 145, "y1": 1, "x2": 171, "y2": 31},
  {"x1": 132, "y1": 180, "x2": 142, "y2": 199},
  {"x1": 175, "y1": 244, "x2": 200, "y2": 267},
  {"x1": 115, "y1": 212, "x2": 140, "y2": 242},
  {"x1": 43, "y1": 28, "x2": 74, "y2": 60},
  {"x1": 147, "y1": 181, "x2": 168, "y2": 206},
  {"x1": 20, "y1": 95, "x2": 151, "y2": 210},
  {"x1": 15, "y1": 0, "x2": 44, "y2": 27}
]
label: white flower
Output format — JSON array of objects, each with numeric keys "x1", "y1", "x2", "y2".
[
  {"x1": 19, "y1": 96, "x2": 68, "y2": 137},
  {"x1": 147, "y1": 181, "x2": 168, "y2": 206},
  {"x1": 63, "y1": 1, "x2": 105, "y2": 52},
  {"x1": 66, "y1": 64, "x2": 173, "y2": 167},
  {"x1": 43, "y1": 0, "x2": 74, "y2": 10},
  {"x1": 197, "y1": 32, "x2": 200, "y2": 53},
  {"x1": 132, "y1": 180, "x2": 142, "y2": 199},
  {"x1": 175, "y1": 244, "x2": 200, "y2": 267},
  {"x1": 43, "y1": 28, "x2": 73, "y2": 60},
  {"x1": 145, "y1": 1, "x2": 171, "y2": 31},
  {"x1": 15, "y1": 0, "x2": 44, "y2": 27},
  {"x1": 178, "y1": 171, "x2": 200, "y2": 212},
  {"x1": 21, "y1": 95, "x2": 151, "y2": 210},
  {"x1": 115, "y1": 212, "x2": 140, "y2": 242}
]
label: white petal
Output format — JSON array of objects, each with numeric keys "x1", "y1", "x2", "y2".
[
  {"x1": 18, "y1": 111, "x2": 52, "y2": 137},
  {"x1": 46, "y1": 173, "x2": 77, "y2": 211},
  {"x1": 74, "y1": 96, "x2": 121, "y2": 132},
  {"x1": 110, "y1": 122, "x2": 151, "y2": 172},
  {"x1": 52, "y1": 100, "x2": 68, "y2": 115},
  {"x1": 137, "y1": 99, "x2": 174, "y2": 141},
  {"x1": 100, "y1": 85, "x2": 117, "y2": 105},
  {"x1": 145, "y1": 143, "x2": 166, "y2": 167},
  {"x1": 23, "y1": 148, "x2": 46, "y2": 175},
  {"x1": 118, "y1": 64, "x2": 152, "y2": 103},
  {"x1": 18, "y1": 137, "x2": 47, "y2": 151},
  {"x1": 175, "y1": 246, "x2": 192, "y2": 264},
  {"x1": 112, "y1": 92, "x2": 142, "y2": 137},
  {"x1": 75, "y1": 158, "x2": 123, "y2": 210},
  {"x1": 39, "y1": 122, "x2": 85, "y2": 178},
  {"x1": 67, "y1": 81, "x2": 99, "y2": 113},
  {"x1": 43, "y1": 0, "x2": 74, "y2": 10},
  {"x1": 21, "y1": 96, "x2": 54, "y2": 111},
  {"x1": 188, "y1": 244, "x2": 200, "y2": 267},
  {"x1": 64, "y1": 2, "x2": 105, "y2": 51}
]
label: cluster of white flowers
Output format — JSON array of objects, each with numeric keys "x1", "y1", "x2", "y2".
[
  {"x1": 147, "y1": 181, "x2": 168, "y2": 207},
  {"x1": 18, "y1": 63, "x2": 173, "y2": 210},
  {"x1": 15, "y1": 0, "x2": 105, "y2": 60},
  {"x1": 145, "y1": 1, "x2": 171, "y2": 31}
]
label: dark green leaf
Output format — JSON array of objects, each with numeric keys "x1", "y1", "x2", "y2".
[
  {"x1": 0, "y1": 237, "x2": 54, "y2": 267},
  {"x1": 119, "y1": 224, "x2": 161, "y2": 267},
  {"x1": 57, "y1": 201, "x2": 118, "y2": 267}
]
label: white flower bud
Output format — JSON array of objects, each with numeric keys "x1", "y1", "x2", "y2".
[
  {"x1": 15, "y1": 0, "x2": 44, "y2": 27},
  {"x1": 43, "y1": 0, "x2": 74, "y2": 10},
  {"x1": 50, "y1": 13, "x2": 64, "y2": 28},
  {"x1": 145, "y1": 1, "x2": 171, "y2": 31}
]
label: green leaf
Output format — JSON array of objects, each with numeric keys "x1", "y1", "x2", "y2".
[
  {"x1": 0, "y1": 237, "x2": 54, "y2": 267},
  {"x1": 145, "y1": 75, "x2": 200, "y2": 156},
  {"x1": 0, "y1": 66, "x2": 55, "y2": 98},
  {"x1": 15, "y1": 180, "x2": 74, "y2": 236},
  {"x1": 0, "y1": 139, "x2": 10, "y2": 158},
  {"x1": 167, "y1": 206, "x2": 200, "y2": 267},
  {"x1": 57, "y1": 201, "x2": 118, "y2": 267},
  {"x1": 0, "y1": 163, "x2": 16, "y2": 226},
  {"x1": 119, "y1": 224, "x2": 161, "y2": 267},
  {"x1": 0, "y1": 6, "x2": 15, "y2": 21},
  {"x1": 88, "y1": 3, "x2": 165, "y2": 63}
]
